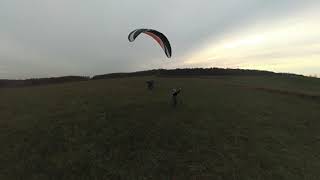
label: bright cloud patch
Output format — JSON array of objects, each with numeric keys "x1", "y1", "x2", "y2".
[{"x1": 185, "y1": 8, "x2": 320, "y2": 76}]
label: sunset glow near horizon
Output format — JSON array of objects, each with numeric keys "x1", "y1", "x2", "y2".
[{"x1": 183, "y1": 8, "x2": 320, "y2": 76}]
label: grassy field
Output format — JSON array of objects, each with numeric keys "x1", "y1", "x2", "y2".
[{"x1": 0, "y1": 75, "x2": 320, "y2": 179}]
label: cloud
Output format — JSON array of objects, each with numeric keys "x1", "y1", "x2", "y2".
[
  {"x1": 0, "y1": 0, "x2": 319, "y2": 78},
  {"x1": 184, "y1": 7, "x2": 320, "y2": 76}
]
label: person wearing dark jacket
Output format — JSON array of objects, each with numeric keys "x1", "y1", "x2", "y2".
[
  {"x1": 171, "y1": 88, "x2": 181, "y2": 107},
  {"x1": 146, "y1": 80, "x2": 154, "y2": 90}
]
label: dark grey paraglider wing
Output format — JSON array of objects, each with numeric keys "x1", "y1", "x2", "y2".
[{"x1": 128, "y1": 28, "x2": 172, "y2": 58}]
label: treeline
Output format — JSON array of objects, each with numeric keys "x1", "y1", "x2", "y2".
[
  {"x1": 0, "y1": 76, "x2": 89, "y2": 88},
  {"x1": 0, "y1": 68, "x2": 302, "y2": 88},
  {"x1": 92, "y1": 68, "x2": 300, "y2": 79}
]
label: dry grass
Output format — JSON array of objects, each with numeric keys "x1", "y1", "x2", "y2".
[{"x1": 0, "y1": 76, "x2": 320, "y2": 179}]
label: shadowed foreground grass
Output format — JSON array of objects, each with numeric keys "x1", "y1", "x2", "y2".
[{"x1": 0, "y1": 76, "x2": 320, "y2": 179}]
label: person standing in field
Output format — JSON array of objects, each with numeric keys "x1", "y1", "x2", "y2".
[
  {"x1": 146, "y1": 80, "x2": 154, "y2": 90},
  {"x1": 171, "y1": 88, "x2": 181, "y2": 107}
]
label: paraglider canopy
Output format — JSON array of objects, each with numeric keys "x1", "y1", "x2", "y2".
[{"x1": 128, "y1": 29, "x2": 172, "y2": 58}]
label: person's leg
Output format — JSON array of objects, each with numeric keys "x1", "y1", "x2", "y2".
[{"x1": 173, "y1": 96, "x2": 177, "y2": 107}]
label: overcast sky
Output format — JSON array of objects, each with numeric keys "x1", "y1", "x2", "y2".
[{"x1": 0, "y1": 0, "x2": 319, "y2": 79}]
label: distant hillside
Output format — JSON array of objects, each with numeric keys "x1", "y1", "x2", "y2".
[
  {"x1": 0, "y1": 68, "x2": 304, "y2": 88},
  {"x1": 92, "y1": 68, "x2": 301, "y2": 79},
  {"x1": 0, "y1": 76, "x2": 90, "y2": 88}
]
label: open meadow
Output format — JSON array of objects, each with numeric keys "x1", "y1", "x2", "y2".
[{"x1": 1, "y1": 75, "x2": 320, "y2": 179}]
